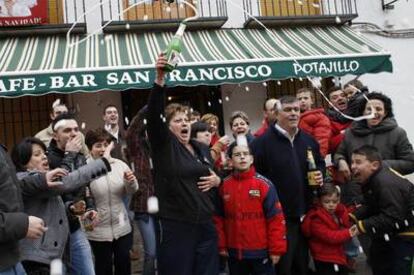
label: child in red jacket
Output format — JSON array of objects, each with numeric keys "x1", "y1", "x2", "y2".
[
  {"x1": 302, "y1": 183, "x2": 358, "y2": 275},
  {"x1": 214, "y1": 141, "x2": 287, "y2": 275},
  {"x1": 296, "y1": 87, "x2": 331, "y2": 158}
]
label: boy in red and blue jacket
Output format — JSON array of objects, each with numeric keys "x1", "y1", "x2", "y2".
[{"x1": 214, "y1": 141, "x2": 287, "y2": 275}]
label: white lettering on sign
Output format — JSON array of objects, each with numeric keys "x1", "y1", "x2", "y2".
[
  {"x1": 293, "y1": 60, "x2": 360, "y2": 75},
  {"x1": 106, "y1": 71, "x2": 150, "y2": 85},
  {"x1": 168, "y1": 65, "x2": 272, "y2": 82},
  {"x1": 50, "y1": 74, "x2": 97, "y2": 89},
  {"x1": 199, "y1": 68, "x2": 214, "y2": 81},
  {"x1": 0, "y1": 78, "x2": 37, "y2": 92}
]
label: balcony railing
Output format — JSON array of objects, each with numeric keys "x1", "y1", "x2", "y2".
[
  {"x1": 0, "y1": 0, "x2": 86, "y2": 37},
  {"x1": 242, "y1": 0, "x2": 358, "y2": 28},
  {"x1": 100, "y1": 0, "x2": 228, "y2": 33}
]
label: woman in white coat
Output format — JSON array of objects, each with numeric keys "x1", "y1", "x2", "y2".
[{"x1": 85, "y1": 128, "x2": 138, "y2": 275}]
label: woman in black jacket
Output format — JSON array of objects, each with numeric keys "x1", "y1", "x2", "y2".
[{"x1": 147, "y1": 54, "x2": 221, "y2": 275}]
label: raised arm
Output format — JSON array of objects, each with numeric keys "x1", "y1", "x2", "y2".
[{"x1": 147, "y1": 54, "x2": 171, "y2": 149}]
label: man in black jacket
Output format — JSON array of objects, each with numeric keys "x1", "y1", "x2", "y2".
[
  {"x1": 350, "y1": 145, "x2": 414, "y2": 275},
  {"x1": 0, "y1": 143, "x2": 66, "y2": 273},
  {"x1": 251, "y1": 96, "x2": 325, "y2": 275},
  {"x1": 47, "y1": 113, "x2": 97, "y2": 275}
]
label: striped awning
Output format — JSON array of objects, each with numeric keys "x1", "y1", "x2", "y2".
[{"x1": 0, "y1": 25, "x2": 392, "y2": 97}]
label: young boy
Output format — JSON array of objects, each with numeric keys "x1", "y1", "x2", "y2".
[
  {"x1": 350, "y1": 145, "x2": 414, "y2": 275},
  {"x1": 214, "y1": 141, "x2": 287, "y2": 275},
  {"x1": 301, "y1": 183, "x2": 358, "y2": 275},
  {"x1": 296, "y1": 87, "x2": 331, "y2": 158}
]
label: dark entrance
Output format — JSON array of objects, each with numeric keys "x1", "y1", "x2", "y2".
[{"x1": 121, "y1": 85, "x2": 225, "y2": 134}]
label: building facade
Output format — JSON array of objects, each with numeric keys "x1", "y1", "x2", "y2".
[{"x1": 0, "y1": 0, "x2": 394, "y2": 148}]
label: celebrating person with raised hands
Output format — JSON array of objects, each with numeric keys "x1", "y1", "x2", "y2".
[{"x1": 147, "y1": 53, "x2": 221, "y2": 275}]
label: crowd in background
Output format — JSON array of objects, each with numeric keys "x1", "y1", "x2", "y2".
[{"x1": 1, "y1": 54, "x2": 414, "y2": 275}]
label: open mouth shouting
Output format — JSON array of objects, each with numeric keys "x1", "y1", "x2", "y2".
[
  {"x1": 336, "y1": 99, "x2": 347, "y2": 111},
  {"x1": 42, "y1": 160, "x2": 50, "y2": 171},
  {"x1": 179, "y1": 127, "x2": 190, "y2": 142}
]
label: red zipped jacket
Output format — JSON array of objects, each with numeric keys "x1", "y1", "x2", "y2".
[
  {"x1": 299, "y1": 108, "x2": 331, "y2": 158},
  {"x1": 214, "y1": 166, "x2": 287, "y2": 259},
  {"x1": 301, "y1": 203, "x2": 352, "y2": 265}
]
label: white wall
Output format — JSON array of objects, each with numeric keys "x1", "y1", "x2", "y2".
[
  {"x1": 350, "y1": 0, "x2": 414, "y2": 142},
  {"x1": 64, "y1": 0, "x2": 121, "y2": 33},
  {"x1": 221, "y1": 83, "x2": 267, "y2": 138},
  {"x1": 222, "y1": 0, "x2": 250, "y2": 28}
]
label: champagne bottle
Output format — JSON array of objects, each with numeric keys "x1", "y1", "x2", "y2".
[
  {"x1": 306, "y1": 147, "x2": 320, "y2": 188},
  {"x1": 163, "y1": 22, "x2": 186, "y2": 72}
]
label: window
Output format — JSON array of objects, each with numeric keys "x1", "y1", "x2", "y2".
[
  {"x1": 123, "y1": 0, "x2": 196, "y2": 21},
  {"x1": 260, "y1": 0, "x2": 321, "y2": 17},
  {"x1": 0, "y1": 95, "x2": 64, "y2": 150}
]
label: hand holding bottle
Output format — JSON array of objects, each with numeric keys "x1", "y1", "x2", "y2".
[
  {"x1": 70, "y1": 200, "x2": 86, "y2": 216},
  {"x1": 155, "y1": 53, "x2": 168, "y2": 86},
  {"x1": 82, "y1": 210, "x2": 98, "y2": 232},
  {"x1": 313, "y1": 170, "x2": 323, "y2": 186}
]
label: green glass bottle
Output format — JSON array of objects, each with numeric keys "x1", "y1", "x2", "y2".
[{"x1": 163, "y1": 22, "x2": 186, "y2": 72}]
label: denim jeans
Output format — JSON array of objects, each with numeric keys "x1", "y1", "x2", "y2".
[
  {"x1": 0, "y1": 263, "x2": 26, "y2": 275},
  {"x1": 70, "y1": 229, "x2": 95, "y2": 275},
  {"x1": 135, "y1": 213, "x2": 157, "y2": 275}
]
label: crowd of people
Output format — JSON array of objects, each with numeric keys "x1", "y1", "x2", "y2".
[{"x1": 1, "y1": 54, "x2": 414, "y2": 275}]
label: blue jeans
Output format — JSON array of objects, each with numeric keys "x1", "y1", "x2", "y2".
[
  {"x1": 0, "y1": 263, "x2": 26, "y2": 275},
  {"x1": 135, "y1": 213, "x2": 157, "y2": 275},
  {"x1": 70, "y1": 229, "x2": 95, "y2": 275}
]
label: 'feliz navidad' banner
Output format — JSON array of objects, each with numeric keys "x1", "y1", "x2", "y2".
[
  {"x1": 0, "y1": 0, "x2": 48, "y2": 27},
  {"x1": 0, "y1": 26, "x2": 392, "y2": 97}
]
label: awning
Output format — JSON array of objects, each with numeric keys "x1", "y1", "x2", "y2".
[{"x1": 0, "y1": 25, "x2": 392, "y2": 97}]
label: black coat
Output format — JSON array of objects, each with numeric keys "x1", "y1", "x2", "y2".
[
  {"x1": 147, "y1": 84, "x2": 216, "y2": 224},
  {"x1": 353, "y1": 166, "x2": 414, "y2": 239},
  {"x1": 0, "y1": 144, "x2": 46, "y2": 270},
  {"x1": 47, "y1": 139, "x2": 96, "y2": 233},
  {"x1": 251, "y1": 126, "x2": 325, "y2": 219}
]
